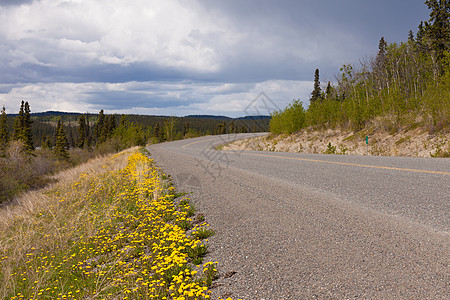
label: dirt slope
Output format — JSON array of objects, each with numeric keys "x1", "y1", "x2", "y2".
[{"x1": 223, "y1": 127, "x2": 450, "y2": 157}]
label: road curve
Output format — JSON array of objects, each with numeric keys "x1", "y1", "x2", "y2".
[{"x1": 147, "y1": 133, "x2": 449, "y2": 299}]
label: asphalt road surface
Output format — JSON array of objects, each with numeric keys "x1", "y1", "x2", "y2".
[{"x1": 147, "y1": 133, "x2": 449, "y2": 299}]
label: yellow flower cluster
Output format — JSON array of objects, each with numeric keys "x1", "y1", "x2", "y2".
[{"x1": 1, "y1": 150, "x2": 224, "y2": 299}]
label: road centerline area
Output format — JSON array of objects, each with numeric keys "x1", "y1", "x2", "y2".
[{"x1": 236, "y1": 151, "x2": 450, "y2": 176}]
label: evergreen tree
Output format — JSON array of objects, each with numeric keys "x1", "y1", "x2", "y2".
[
  {"x1": 0, "y1": 106, "x2": 8, "y2": 151},
  {"x1": 119, "y1": 114, "x2": 127, "y2": 127},
  {"x1": 230, "y1": 121, "x2": 237, "y2": 133},
  {"x1": 11, "y1": 101, "x2": 33, "y2": 150},
  {"x1": 425, "y1": 0, "x2": 450, "y2": 72},
  {"x1": 78, "y1": 114, "x2": 87, "y2": 149},
  {"x1": 68, "y1": 126, "x2": 75, "y2": 148},
  {"x1": 378, "y1": 36, "x2": 388, "y2": 56},
  {"x1": 46, "y1": 136, "x2": 52, "y2": 149},
  {"x1": 310, "y1": 68, "x2": 322, "y2": 103},
  {"x1": 325, "y1": 82, "x2": 333, "y2": 100},
  {"x1": 13, "y1": 101, "x2": 24, "y2": 140},
  {"x1": 85, "y1": 113, "x2": 91, "y2": 149},
  {"x1": 154, "y1": 122, "x2": 161, "y2": 141},
  {"x1": 163, "y1": 117, "x2": 176, "y2": 141},
  {"x1": 408, "y1": 30, "x2": 415, "y2": 42},
  {"x1": 375, "y1": 37, "x2": 388, "y2": 69},
  {"x1": 95, "y1": 109, "x2": 105, "y2": 144},
  {"x1": 183, "y1": 122, "x2": 190, "y2": 136},
  {"x1": 22, "y1": 101, "x2": 33, "y2": 151},
  {"x1": 104, "y1": 114, "x2": 116, "y2": 139},
  {"x1": 54, "y1": 119, "x2": 69, "y2": 160},
  {"x1": 110, "y1": 114, "x2": 116, "y2": 133},
  {"x1": 417, "y1": 21, "x2": 425, "y2": 42},
  {"x1": 40, "y1": 134, "x2": 51, "y2": 149},
  {"x1": 217, "y1": 122, "x2": 226, "y2": 134}
]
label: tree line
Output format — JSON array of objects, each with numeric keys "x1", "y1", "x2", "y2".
[
  {"x1": 271, "y1": 0, "x2": 449, "y2": 134},
  {"x1": 1, "y1": 105, "x2": 269, "y2": 160}
]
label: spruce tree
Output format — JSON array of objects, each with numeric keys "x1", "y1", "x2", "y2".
[
  {"x1": 78, "y1": 114, "x2": 87, "y2": 149},
  {"x1": 408, "y1": 30, "x2": 415, "y2": 42},
  {"x1": 85, "y1": 113, "x2": 91, "y2": 149},
  {"x1": 154, "y1": 122, "x2": 161, "y2": 141},
  {"x1": 11, "y1": 101, "x2": 33, "y2": 151},
  {"x1": 325, "y1": 82, "x2": 334, "y2": 100},
  {"x1": 378, "y1": 36, "x2": 387, "y2": 56},
  {"x1": 119, "y1": 114, "x2": 127, "y2": 127},
  {"x1": 54, "y1": 120, "x2": 69, "y2": 161},
  {"x1": 110, "y1": 114, "x2": 116, "y2": 132},
  {"x1": 425, "y1": 0, "x2": 450, "y2": 71},
  {"x1": 0, "y1": 106, "x2": 8, "y2": 151},
  {"x1": 22, "y1": 101, "x2": 33, "y2": 151},
  {"x1": 68, "y1": 126, "x2": 74, "y2": 148},
  {"x1": 41, "y1": 135, "x2": 49, "y2": 149},
  {"x1": 102, "y1": 114, "x2": 115, "y2": 140},
  {"x1": 13, "y1": 101, "x2": 24, "y2": 140},
  {"x1": 310, "y1": 68, "x2": 322, "y2": 103},
  {"x1": 183, "y1": 122, "x2": 190, "y2": 136},
  {"x1": 95, "y1": 110, "x2": 105, "y2": 144},
  {"x1": 45, "y1": 135, "x2": 52, "y2": 149}
]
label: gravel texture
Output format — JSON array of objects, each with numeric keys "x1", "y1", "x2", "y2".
[{"x1": 148, "y1": 134, "x2": 449, "y2": 299}]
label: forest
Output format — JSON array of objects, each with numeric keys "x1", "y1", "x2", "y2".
[
  {"x1": 0, "y1": 104, "x2": 269, "y2": 203},
  {"x1": 270, "y1": 0, "x2": 449, "y2": 135}
]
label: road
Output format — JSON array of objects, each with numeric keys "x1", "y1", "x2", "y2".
[{"x1": 147, "y1": 133, "x2": 449, "y2": 299}]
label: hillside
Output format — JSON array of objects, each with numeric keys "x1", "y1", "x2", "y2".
[
  {"x1": 268, "y1": 2, "x2": 449, "y2": 150},
  {"x1": 223, "y1": 122, "x2": 450, "y2": 157}
]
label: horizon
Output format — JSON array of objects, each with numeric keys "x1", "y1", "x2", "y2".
[{"x1": 6, "y1": 109, "x2": 272, "y2": 119}]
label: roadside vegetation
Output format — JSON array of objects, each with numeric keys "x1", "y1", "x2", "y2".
[
  {"x1": 270, "y1": 1, "x2": 449, "y2": 155},
  {"x1": 0, "y1": 148, "x2": 224, "y2": 299},
  {"x1": 0, "y1": 102, "x2": 269, "y2": 205}
]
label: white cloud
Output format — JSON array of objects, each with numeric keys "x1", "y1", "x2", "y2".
[
  {"x1": 0, "y1": 0, "x2": 370, "y2": 82},
  {"x1": 0, "y1": 0, "x2": 233, "y2": 72},
  {"x1": 0, "y1": 80, "x2": 313, "y2": 117}
]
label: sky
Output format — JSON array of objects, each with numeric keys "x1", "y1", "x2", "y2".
[{"x1": 0, "y1": 0, "x2": 431, "y2": 117}]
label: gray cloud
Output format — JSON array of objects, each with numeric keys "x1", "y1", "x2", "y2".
[
  {"x1": 0, "y1": 0, "x2": 33, "y2": 6},
  {"x1": 0, "y1": 0, "x2": 431, "y2": 115}
]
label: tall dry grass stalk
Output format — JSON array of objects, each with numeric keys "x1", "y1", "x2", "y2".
[{"x1": 0, "y1": 147, "x2": 136, "y2": 297}]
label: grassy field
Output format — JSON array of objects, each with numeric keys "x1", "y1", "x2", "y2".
[{"x1": 0, "y1": 148, "x2": 224, "y2": 299}]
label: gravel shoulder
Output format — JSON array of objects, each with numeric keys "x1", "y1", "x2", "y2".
[{"x1": 148, "y1": 135, "x2": 449, "y2": 299}]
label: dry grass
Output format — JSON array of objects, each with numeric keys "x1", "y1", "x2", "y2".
[
  {"x1": 0, "y1": 148, "x2": 134, "y2": 298},
  {"x1": 0, "y1": 147, "x2": 220, "y2": 299},
  {"x1": 0, "y1": 148, "x2": 134, "y2": 227}
]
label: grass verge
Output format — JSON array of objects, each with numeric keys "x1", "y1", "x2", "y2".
[{"x1": 0, "y1": 148, "x2": 220, "y2": 299}]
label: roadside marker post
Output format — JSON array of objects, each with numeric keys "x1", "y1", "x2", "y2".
[{"x1": 366, "y1": 136, "x2": 368, "y2": 155}]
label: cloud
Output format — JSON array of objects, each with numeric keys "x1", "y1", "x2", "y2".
[
  {"x1": 0, "y1": 0, "x2": 430, "y2": 116},
  {"x1": 0, "y1": 80, "x2": 313, "y2": 116},
  {"x1": 0, "y1": 0, "x2": 391, "y2": 85},
  {"x1": 0, "y1": 0, "x2": 228, "y2": 81},
  {"x1": 0, "y1": 0, "x2": 33, "y2": 6}
]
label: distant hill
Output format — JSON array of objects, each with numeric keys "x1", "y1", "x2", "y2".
[
  {"x1": 184, "y1": 115, "x2": 232, "y2": 120},
  {"x1": 236, "y1": 115, "x2": 271, "y2": 120},
  {"x1": 8, "y1": 111, "x2": 271, "y2": 120},
  {"x1": 32, "y1": 111, "x2": 82, "y2": 116},
  {"x1": 9, "y1": 111, "x2": 83, "y2": 117},
  {"x1": 185, "y1": 115, "x2": 271, "y2": 120}
]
